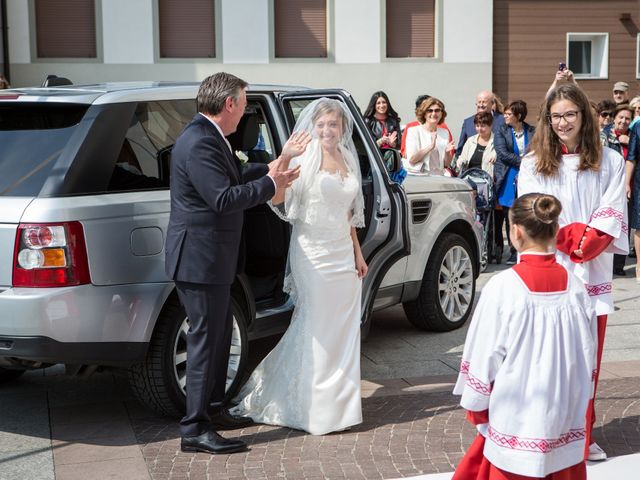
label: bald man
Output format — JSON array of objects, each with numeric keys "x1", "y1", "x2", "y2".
[{"x1": 456, "y1": 90, "x2": 505, "y2": 157}]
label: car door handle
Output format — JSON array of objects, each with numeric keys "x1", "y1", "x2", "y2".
[{"x1": 376, "y1": 195, "x2": 391, "y2": 218}]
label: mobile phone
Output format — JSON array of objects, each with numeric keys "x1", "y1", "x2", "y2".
[{"x1": 559, "y1": 62, "x2": 567, "y2": 71}]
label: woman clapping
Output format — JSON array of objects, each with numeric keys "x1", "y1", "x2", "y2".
[{"x1": 405, "y1": 97, "x2": 454, "y2": 175}]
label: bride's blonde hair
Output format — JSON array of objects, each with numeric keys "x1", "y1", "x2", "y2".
[{"x1": 310, "y1": 98, "x2": 350, "y2": 136}]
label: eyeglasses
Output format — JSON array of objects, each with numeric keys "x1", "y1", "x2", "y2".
[
  {"x1": 548, "y1": 110, "x2": 580, "y2": 125},
  {"x1": 426, "y1": 108, "x2": 442, "y2": 113},
  {"x1": 599, "y1": 111, "x2": 613, "y2": 118}
]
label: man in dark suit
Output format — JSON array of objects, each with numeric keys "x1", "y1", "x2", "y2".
[
  {"x1": 165, "y1": 72, "x2": 302, "y2": 454},
  {"x1": 455, "y1": 90, "x2": 505, "y2": 157}
]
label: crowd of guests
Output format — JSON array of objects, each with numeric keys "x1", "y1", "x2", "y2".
[
  {"x1": 362, "y1": 74, "x2": 635, "y2": 478},
  {"x1": 362, "y1": 75, "x2": 640, "y2": 276}
]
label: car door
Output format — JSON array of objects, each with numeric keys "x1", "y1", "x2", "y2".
[{"x1": 277, "y1": 89, "x2": 410, "y2": 324}]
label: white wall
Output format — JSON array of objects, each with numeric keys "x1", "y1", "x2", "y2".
[
  {"x1": 221, "y1": 0, "x2": 269, "y2": 63},
  {"x1": 443, "y1": 0, "x2": 493, "y2": 64},
  {"x1": 102, "y1": 0, "x2": 154, "y2": 64},
  {"x1": 7, "y1": 0, "x2": 29, "y2": 63},
  {"x1": 6, "y1": 0, "x2": 494, "y2": 140},
  {"x1": 334, "y1": 0, "x2": 380, "y2": 63}
]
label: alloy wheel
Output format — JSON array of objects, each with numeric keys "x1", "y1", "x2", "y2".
[{"x1": 438, "y1": 245, "x2": 474, "y2": 323}]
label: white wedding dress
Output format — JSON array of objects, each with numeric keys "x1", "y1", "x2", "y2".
[{"x1": 231, "y1": 166, "x2": 363, "y2": 435}]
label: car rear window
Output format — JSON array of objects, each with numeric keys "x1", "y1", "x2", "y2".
[{"x1": 0, "y1": 103, "x2": 89, "y2": 196}]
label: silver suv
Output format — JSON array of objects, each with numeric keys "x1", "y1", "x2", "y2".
[{"x1": 0, "y1": 82, "x2": 481, "y2": 415}]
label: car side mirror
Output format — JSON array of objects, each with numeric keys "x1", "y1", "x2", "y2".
[{"x1": 382, "y1": 149, "x2": 402, "y2": 173}]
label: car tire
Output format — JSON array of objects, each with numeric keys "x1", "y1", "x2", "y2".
[
  {"x1": 403, "y1": 233, "x2": 476, "y2": 332},
  {"x1": 0, "y1": 367, "x2": 26, "y2": 383},
  {"x1": 128, "y1": 293, "x2": 249, "y2": 417}
]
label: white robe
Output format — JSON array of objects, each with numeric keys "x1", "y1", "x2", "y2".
[
  {"x1": 518, "y1": 147, "x2": 629, "y2": 315},
  {"x1": 453, "y1": 269, "x2": 597, "y2": 477}
]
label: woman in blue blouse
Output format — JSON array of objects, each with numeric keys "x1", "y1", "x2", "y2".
[{"x1": 493, "y1": 100, "x2": 535, "y2": 264}]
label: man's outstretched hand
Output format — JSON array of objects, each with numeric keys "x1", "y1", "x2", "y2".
[{"x1": 268, "y1": 158, "x2": 300, "y2": 189}]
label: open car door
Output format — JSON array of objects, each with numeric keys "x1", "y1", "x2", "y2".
[{"x1": 277, "y1": 89, "x2": 410, "y2": 328}]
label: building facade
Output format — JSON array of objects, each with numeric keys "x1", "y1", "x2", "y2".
[
  {"x1": 494, "y1": 0, "x2": 640, "y2": 114},
  {"x1": 4, "y1": 0, "x2": 493, "y2": 136},
  {"x1": 4, "y1": 1, "x2": 639, "y2": 135}
]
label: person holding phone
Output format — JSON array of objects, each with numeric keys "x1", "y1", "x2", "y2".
[{"x1": 546, "y1": 62, "x2": 577, "y2": 97}]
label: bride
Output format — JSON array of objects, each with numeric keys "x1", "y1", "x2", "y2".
[{"x1": 231, "y1": 98, "x2": 368, "y2": 435}]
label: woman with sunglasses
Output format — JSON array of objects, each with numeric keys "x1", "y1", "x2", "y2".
[
  {"x1": 519, "y1": 83, "x2": 628, "y2": 463},
  {"x1": 596, "y1": 99, "x2": 616, "y2": 132},
  {"x1": 404, "y1": 97, "x2": 454, "y2": 175}
]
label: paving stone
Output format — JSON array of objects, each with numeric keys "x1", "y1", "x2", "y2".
[
  {"x1": 0, "y1": 448, "x2": 54, "y2": 480},
  {"x1": 129, "y1": 375, "x2": 640, "y2": 479}
]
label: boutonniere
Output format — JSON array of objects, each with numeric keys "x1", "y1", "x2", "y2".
[{"x1": 235, "y1": 151, "x2": 248, "y2": 164}]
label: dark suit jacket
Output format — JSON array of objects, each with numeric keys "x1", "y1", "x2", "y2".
[
  {"x1": 165, "y1": 114, "x2": 275, "y2": 285},
  {"x1": 456, "y1": 112, "x2": 505, "y2": 157}
]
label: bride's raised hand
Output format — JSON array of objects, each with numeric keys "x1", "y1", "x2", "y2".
[{"x1": 281, "y1": 131, "x2": 312, "y2": 161}]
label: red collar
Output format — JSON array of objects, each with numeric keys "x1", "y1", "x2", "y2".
[
  {"x1": 560, "y1": 143, "x2": 580, "y2": 154},
  {"x1": 614, "y1": 129, "x2": 629, "y2": 139},
  {"x1": 519, "y1": 253, "x2": 557, "y2": 266}
]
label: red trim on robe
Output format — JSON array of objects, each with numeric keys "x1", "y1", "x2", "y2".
[
  {"x1": 512, "y1": 253, "x2": 567, "y2": 292},
  {"x1": 456, "y1": 254, "x2": 586, "y2": 479},
  {"x1": 556, "y1": 223, "x2": 613, "y2": 263},
  {"x1": 453, "y1": 435, "x2": 586, "y2": 480},
  {"x1": 467, "y1": 409, "x2": 490, "y2": 425},
  {"x1": 584, "y1": 314, "x2": 607, "y2": 457}
]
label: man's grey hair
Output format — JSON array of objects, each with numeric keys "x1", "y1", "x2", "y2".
[{"x1": 197, "y1": 72, "x2": 248, "y2": 115}]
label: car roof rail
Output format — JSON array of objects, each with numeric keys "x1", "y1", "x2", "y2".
[{"x1": 41, "y1": 75, "x2": 73, "y2": 87}]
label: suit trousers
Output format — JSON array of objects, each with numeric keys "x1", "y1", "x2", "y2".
[{"x1": 176, "y1": 281, "x2": 233, "y2": 437}]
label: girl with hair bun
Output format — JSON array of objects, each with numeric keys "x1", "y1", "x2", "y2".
[
  {"x1": 453, "y1": 192, "x2": 596, "y2": 480},
  {"x1": 518, "y1": 84, "x2": 628, "y2": 462}
]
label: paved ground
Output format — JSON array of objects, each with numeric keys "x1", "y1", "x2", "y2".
[
  {"x1": 0, "y1": 258, "x2": 638, "y2": 479},
  {"x1": 131, "y1": 366, "x2": 640, "y2": 480}
]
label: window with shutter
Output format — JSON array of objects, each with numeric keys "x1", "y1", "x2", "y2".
[
  {"x1": 159, "y1": 0, "x2": 216, "y2": 58},
  {"x1": 274, "y1": 0, "x2": 327, "y2": 58},
  {"x1": 566, "y1": 33, "x2": 608, "y2": 79},
  {"x1": 35, "y1": 0, "x2": 97, "y2": 58},
  {"x1": 386, "y1": 0, "x2": 435, "y2": 58}
]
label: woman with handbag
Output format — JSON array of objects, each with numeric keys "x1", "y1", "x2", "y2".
[
  {"x1": 494, "y1": 100, "x2": 535, "y2": 264},
  {"x1": 363, "y1": 91, "x2": 401, "y2": 151},
  {"x1": 363, "y1": 91, "x2": 406, "y2": 182}
]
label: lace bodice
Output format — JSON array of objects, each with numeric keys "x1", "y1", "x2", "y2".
[{"x1": 295, "y1": 170, "x2": 359, "y2": 237}]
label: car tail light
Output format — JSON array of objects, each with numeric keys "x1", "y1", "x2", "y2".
[{"x1": 13, "y1": 222, "x2": 91, "y2": 287}]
